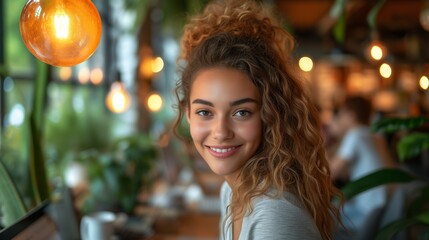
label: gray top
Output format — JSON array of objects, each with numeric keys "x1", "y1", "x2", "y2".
[{"x1": 220, "y1": 182, "x2": 321, "y2": 240}]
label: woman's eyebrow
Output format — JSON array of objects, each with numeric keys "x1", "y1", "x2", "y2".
[
  {"x1": 192, "y1": 99, "x2": 214, "y2": 107},
  {"x1": 191, "y1": 98, "x2": 257, "y2": 107},
  {"x1": 230, "y1": 98, "x2": 258, "y2": 106}
]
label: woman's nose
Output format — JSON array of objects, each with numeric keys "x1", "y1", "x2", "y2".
[{"x1": 212, "y1": 116, "x2": 233, "y2": 140}]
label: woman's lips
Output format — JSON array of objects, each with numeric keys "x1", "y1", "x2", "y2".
[{"x1": 206, "y1": 145, "x2": 241, "y2": 158}]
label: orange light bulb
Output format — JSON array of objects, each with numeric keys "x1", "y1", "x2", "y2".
[
  {"x1": 20, "y1": 0, "x2": 102, "y2": 67},
  {"x1": 105, "y1": 82, "x2": 131, "y2": 114}
]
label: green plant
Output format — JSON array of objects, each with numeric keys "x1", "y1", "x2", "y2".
[
  {"x1": 0, "y1": 60, "x2": 50, "y2": 227},
  {"x1": 340, "y1": 116, "x2": 429, "y2": 240},
  {"x1": 0, "y1": 160, "x2": 26, "y2": 227},
  {"x1": 76, "y1": 134, "x2": 158, "y2": 215}
]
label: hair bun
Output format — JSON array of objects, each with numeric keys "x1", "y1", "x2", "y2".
[{"x1": 181, "y1": 0, "x2": 294, "y2": 61}]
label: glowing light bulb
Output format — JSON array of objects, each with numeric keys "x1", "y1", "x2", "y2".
[
  {"x1": 53, "y1": 10, "x2": 69, "y2": 39},
  {"x1": 379, "y1": 63, "x2": 392, "y2": 78},
  {"x1": 20, "y1": 0, "x2": 102, "y2": 67},
  {"x1": 371, "y1": 46, "x2": 383, "y2": 60},
  {"x1": 152, "y1": 57, "x2": 164, "y2": 73},
  {"x1": 106, "y1": 81, "x2": 131, "y2": 114},
  {"x1": 78, "y1": 67, "x2": 90, "y2": 84},
  {"x1": 90, "y1": 68, "x2": 103, "y2": 85},
  {"x1": 298, "y1": 56, "x2": 313, "y2": 72},
  {"x1": 59, "y1": 67, "x2": 72, "y2": 81},
  {"x1": 420, "y1": 76, "x2": 429, "y2": 90},
  {"x1": 368, "y1": 40, "x2": 386, "y2": 61},
  {"x1": 140, "y1": 57, "x2": 153, "y2": 78},
  {"x1": 147, "y1": 93, "x2": 163, "y2": 112}
]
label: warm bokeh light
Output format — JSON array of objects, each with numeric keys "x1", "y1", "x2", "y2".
[
  {"x1": 140, "y1": 58, "x2": 153, "y2": 78},
  {"x1": 105, "y1": 82, "x2": 131, "y2": 114},
  {"x1": 152, "y1": 57, "x2": 164, "y2": 73},
  {"x1": 370, "y1": 46, "x2": 383, "y2": 60},
  {"x1": 368, "y1": 40, "x2": 386, "y2": 61},
  {"x1": 19, "y1": 0, "x2": 102, "y2": 66},
  {"x1": 147, "y1": 93, "x2": 163, "y2": 112},
  {"x1": 373, "y1": 90, "x2": 398, "y2": 112},
  {"x1": 59, "y1": 67, "x2": 72, "y2": 81},
  {"x1": 298, "y1": 56, "x2": 314, "y2": 72},
  {"x1": 420, "y1": 76, "x2": 429, "y2": 90},
  {"x1": 379, "y1": 63, "x2": 392, "y2": 78},
  {"x1": 78, "y1": 67, "x2": 90, "y2": 84},
  {"x1": 90, "y1": 68, "x2": 104, "y2": 85}
]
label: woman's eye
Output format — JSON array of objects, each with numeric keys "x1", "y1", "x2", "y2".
[
  {"x1": 196, "y1": 110, "x2": 211, "y2": 117},
  {"x1": 234, "y1": 110, "x2": 251, "y2": 117}
]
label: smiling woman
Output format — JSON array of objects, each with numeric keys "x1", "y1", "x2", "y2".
[
  {"x1": 187, "y1": 67, "x2": 262, "y2": 183},
  {"x1": 173, "y1": 0, "x2": 343, "y2": 240}
]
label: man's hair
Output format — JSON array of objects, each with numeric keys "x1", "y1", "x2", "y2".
[{"x1": 343, "y1": 96, "x2": 373, "y2": 125}]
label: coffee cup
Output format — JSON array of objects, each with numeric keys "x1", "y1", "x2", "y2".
[{"x1": 80, "y1": 211, "x2": 116, "y2": 240}]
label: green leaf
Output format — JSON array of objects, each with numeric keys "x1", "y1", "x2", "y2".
[
  {"x1": 0, "y1": 64, "x2": 8, "y2": 76},
  {"x1": 0, "y1": 160, "x2": 27, "y2": 226},
  {"x1": 376, "y1": 218, "x2": 419, "y2": 240},
  {"x1": 397, "y1": 133, "x2": 429, "y2": 161},
  {"x1": 417, "y1": 211, "x2": 429, "y2": 225},
  {"x1": 407, "y1": 186, "x2": 429, "y2": 217},
  {"x1": 341, "y1": 169, "x2": 415, "y2": 201},
  {"x1": 372, "y1": 117, "x2": 429, "y2": 134},
  {"x1": 333, "y1": 10, "x2": 346, "y2": 44},
  {"x1": 367, "y1": 0, "x2": 386, "y2": 30},
  {"x1": 329, "y1": 0, "x2": 347, "y2": 44},
  {"x1": 29, "y1": 60, "x2": 50, "y2": 204}
]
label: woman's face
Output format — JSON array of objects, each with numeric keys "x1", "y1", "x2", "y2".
[{"x1": 187, "y1": 67, "x2": 262, "y2": 183}]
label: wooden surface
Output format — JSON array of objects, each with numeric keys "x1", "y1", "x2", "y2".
[{"x1": 146, "y1": 211, "x2": 220, "y2": 240}]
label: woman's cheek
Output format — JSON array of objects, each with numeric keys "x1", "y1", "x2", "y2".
[
  {"x1": 190, "y1": 121, "x2": 210, "y2": 141},
  {"x1": 237, "y1": 120, "x2": 262, "y2": 142}
]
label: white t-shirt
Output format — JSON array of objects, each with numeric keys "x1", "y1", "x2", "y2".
[
  {"x1": 220, "y1": 182, "x2": 321, "y2": 240},
  {"x1": 337, "y1": 126, "x2": 387, "y2": 230}
]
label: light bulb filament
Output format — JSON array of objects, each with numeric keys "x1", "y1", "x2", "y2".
[
  {"x1": 112, "y1": 91, "x2": 126, "y2": 112},
  {"x1": 54, "y1": 11, "x2": 70, "y2": 39}
]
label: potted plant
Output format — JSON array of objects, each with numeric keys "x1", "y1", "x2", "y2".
[{"x1": 340, "y1": 116, "x2": 429, "y2": 239}]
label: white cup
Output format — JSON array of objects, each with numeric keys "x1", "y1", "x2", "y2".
[{"x1": 80, "y1": 211, "x2": 116, "y2": 240}]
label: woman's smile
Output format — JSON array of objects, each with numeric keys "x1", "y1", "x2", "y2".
[
  {"x1": 186, "y1": 67, "x2": 262, "y2": 184},
  {"x1": 206, "y1": 145, "x2": 242, "y2": 158}
]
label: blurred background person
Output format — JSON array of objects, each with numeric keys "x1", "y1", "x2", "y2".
[{"x1": 329, "y1": 96, "x2": 392, "y2": 239}]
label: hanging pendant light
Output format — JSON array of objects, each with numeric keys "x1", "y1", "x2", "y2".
[
  {"x1": 20, "y1": 0, "x2": 102, "y2": 67},
  {"x1": 105, "y1": 73, "x2": 131, "y2": 114}
]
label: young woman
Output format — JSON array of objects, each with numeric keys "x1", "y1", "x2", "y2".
[{"x1": 174, "y1": 0, "x2": 342, "y2": 239}]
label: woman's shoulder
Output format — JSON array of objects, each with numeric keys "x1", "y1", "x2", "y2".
[
  {"x1": 252, "y1": 191, "x2": 310, "y2": 218},
  {"x1": 243, "y1": 191, "x2": 321, "y2": 239}
]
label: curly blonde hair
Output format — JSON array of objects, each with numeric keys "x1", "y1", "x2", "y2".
[{"x1": 174, "y1": 0, "x2": 343, "y2": 239}]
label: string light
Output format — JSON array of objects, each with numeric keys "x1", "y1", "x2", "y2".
[
  {"x1": 152, "y1": 57, "x2": 164, "y2": 73},
  {"x1": 420, "y1": 76, "x2": 429, "y2": 90},
  {"x1": 59, "y1": 67, "x2": 72, "y2": 81},
  {"x1": 78, "y1": 67, "x2": 90, "y2": 84},
  {"x1": 368, "y1": 40, "x2": 387, "y2": 61},
  {"x1": 105, "y1": 78, "x2": 131, "y2": 114},
  {"x1": 90, "y1": 68, "x2": 104, "y2": 85},
  {"x1": 379, "y1": 63, "x2": 392, "y2": 78},
  {"x1": 298, "y1": 56, "x2": 314, "y2": 72},
  {"x1": 147, "y1": 93, "x2": 163, "y2": 112},
  {"x1": 20, "y1": 0, "x2": 102, "y2": 66}
]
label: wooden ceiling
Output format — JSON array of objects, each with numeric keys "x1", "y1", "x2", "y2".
[
  {"x1": 275, "y1": 0, "x2": 428, "y2": 62},
  {"x1": 276, "y1": 0, "x2": 423, "y2": 32}
]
